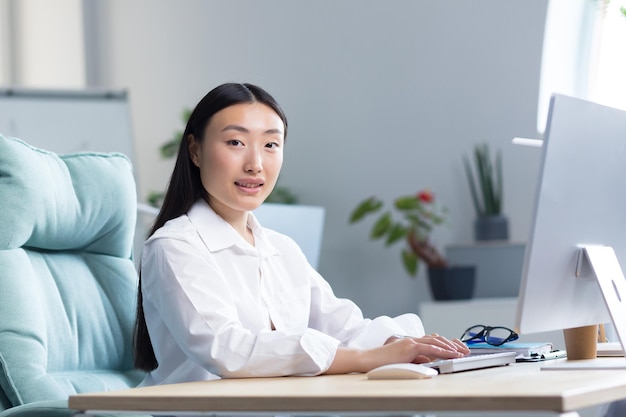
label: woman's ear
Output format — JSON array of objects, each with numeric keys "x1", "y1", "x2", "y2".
[{"x1": 187, "y1": 134, "x2": 200, "y2": 167}]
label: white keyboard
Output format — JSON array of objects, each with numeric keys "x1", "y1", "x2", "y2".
[{"x1": 422, "y1": 351, "x2": 517, "y2": 374}]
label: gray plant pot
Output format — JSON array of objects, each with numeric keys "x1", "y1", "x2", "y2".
[
  {"x1": 474, "y1": 214, "x2": 509, "y2": 241},
  {"x1": 427, "y1": 266, "x2": 476, "y2": 301}
]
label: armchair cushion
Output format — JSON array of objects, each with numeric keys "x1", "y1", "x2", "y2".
[{"x1": 0, "y1": 135, "x2": 143, "y2": 408}]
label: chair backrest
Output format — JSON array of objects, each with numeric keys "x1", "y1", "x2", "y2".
[{"x1": 0, "y1": 135, "x2": 144, "y2": 411}]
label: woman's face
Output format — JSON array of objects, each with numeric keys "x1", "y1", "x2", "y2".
[{"x1": 188, "y1": 102, "x2": 285, "y2": 220}]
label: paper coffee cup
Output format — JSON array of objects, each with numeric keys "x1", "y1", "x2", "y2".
[{"x1": 563, "y1": 325, "x2": 598, "y2": 360}]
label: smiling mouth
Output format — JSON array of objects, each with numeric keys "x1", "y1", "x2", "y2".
[{"x1": 235, "y1": 181, "x2": 263, "y2": 189}]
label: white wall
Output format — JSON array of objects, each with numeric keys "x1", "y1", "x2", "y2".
[{"x1": 90, "y1": 1, "x2": 547, "y2": 317}]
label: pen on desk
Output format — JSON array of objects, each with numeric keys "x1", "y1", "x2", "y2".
[{"x1": 540, "y1": 350, "x2": 567, "y2": 360}]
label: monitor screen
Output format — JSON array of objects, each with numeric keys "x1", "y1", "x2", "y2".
[{"x1": 515, "y1": 94, "x2": 626, "y2": 354}]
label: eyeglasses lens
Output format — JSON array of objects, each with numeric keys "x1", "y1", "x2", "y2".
[
  {"x1": 485, "y1": 327, "x2": 515, "y2": 345},
  {"x1": 461, "y1": 325, "x2": 519, "y2": 346},
  {"x1": 462, "y1": 325, "x2": 486, "y2": 342}
]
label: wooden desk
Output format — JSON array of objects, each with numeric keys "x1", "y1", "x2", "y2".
[{"x1": 69, "y1": 361, "x2": 626, "y2": 417}]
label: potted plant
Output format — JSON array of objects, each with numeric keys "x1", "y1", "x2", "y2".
[
  {"x1": 463, "y1": 143, "x2": 509, "y2": 241},
  {"x1": 349, "y1": 190, "x2": 475, "y2": 300}
]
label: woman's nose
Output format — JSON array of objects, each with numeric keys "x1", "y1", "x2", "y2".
[{"x1": 244, "y1": 149, "x2": 262, "y2": 173}]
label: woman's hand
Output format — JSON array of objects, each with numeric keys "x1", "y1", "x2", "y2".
[
  {"x1": 325, "y1": 334, "x2": 470, "y2": 375},
  {"x1": 382, "y1": 333, "x2": 470, "y2": 363}
]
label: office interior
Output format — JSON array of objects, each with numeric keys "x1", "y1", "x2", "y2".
[{"x1": 1, "y1": 0, "x2": 623, "y2": 333}]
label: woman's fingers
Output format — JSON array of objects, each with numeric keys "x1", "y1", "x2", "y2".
[
  {"x1": 396, "y1": 335, "x2": 471, "y2": 361},
  {"x1": 451, "y1": 338, "x2": 471, "y2": 354},
  {"x1": 413, "y1": 342, "x2": 465, "y2": 360},
  {"x1": 382, "y1": 334, "x2": 471, "y2": 365},
  {"x1": 413, "y1": 334, "x2": 468, "y2": 354}
]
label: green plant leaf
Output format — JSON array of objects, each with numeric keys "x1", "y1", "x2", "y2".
[
  {"x1": 429, "y1": 213, "x2": 446, "y2": 225},
  {"x1": 349, "y1": 187, "x2": 447, "y2": 277},
  {"x1": 401, "y1": 249, "x2": 418, "y2": 276},
  {"x1": 160, "y1": 136, "x2": 181, "y2": 159},
  {"x1": 395, "y1": 195, "x2": 420, "y2": 210},
  {"x1": 469, "y1": 143, "x2": 504, "y2": 216},
  {"x1": 148, "y1": 106, "x2": 193, "y2": 210},
  {"x1": 370, "y1": 212, "x2": 392, "y2": 239},
  {"x1": 406, "y1": 213, "x2": 431, "y2": 231},
  {"x1": 463, "y1": 154, "x2": 483, "y2": 215},
  {"x1": 349, "y1": 197, "x2": 383, "y2": 223},
  {"x1": 181, "y1": 108, "x2": 192, "y2": 122},
  {"x1": 147, "y1": 191, "x2": 164, "y2": 208},
  {"x1": 266, "y1": 186, "x2": 298, "y2": 204},
  {"x1": 476, "y1": 144, "x2": 496, "y2": 214},
  {"x1": 385, "y1": 223, "x2": 407, "y2": 246},
  {"x1": 494, "y1": 149, "x2": 503, "y2": 213}
]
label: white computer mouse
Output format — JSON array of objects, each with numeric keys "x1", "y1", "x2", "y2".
[{"x1": 366, "y1": 363, "x2": 439, "y2": 380}]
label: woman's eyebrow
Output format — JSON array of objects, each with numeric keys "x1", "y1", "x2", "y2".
[
  {"x1": 221, "y1": 124, "x2": 248, "y2": 133},
  {"x1": 264, "y1": 128, "x2": 284, "y2": 136},
  {"x1": 221, "y1": 125, "x2": 283, "y2": 135}
]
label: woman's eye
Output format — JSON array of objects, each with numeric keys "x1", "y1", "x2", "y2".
[
  {"x1": 227, "y1": 139, "x2": 242, "y2": 146},
  {"x1": 266, "y1": 142, "x2": 280, "y2": 149}
]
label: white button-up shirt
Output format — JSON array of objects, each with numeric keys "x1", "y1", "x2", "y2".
[{"x1": 139, "y1": 200, "x2": 425, "y2": 386}]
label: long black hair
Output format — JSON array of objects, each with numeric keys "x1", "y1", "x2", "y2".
[{"x1": 133, "y1": 83, "x2": 288, "y2": 371}]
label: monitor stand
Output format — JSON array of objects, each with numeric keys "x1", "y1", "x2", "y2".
[{"x1": 542, "y1": 245, "x2": 626, "y2": 370}]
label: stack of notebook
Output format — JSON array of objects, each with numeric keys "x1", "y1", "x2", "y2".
[{"x1": 468, "y1": 342, "x2": 553, "y2": 359}]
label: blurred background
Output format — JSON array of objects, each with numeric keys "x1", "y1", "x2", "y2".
[{"x1": 1, "y1": 0, "x2": 624, "y2": 319}]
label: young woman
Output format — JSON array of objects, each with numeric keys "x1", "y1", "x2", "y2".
[{"x1": 133, "y1": 82, "x2": 469, "y2": 386}]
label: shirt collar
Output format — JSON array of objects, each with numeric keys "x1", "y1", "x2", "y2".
[{"x1": 187, "y1": 199, "x2": 281, "y2": 258}]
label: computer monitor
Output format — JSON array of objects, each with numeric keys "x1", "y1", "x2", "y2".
[{"x1": 515, "y1": 94, "x2": 626, "y2": 361}]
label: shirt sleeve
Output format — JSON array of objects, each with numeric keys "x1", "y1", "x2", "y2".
[
  {"x1": 141, "y1": 233, "x2": 340, "y2": 378},
  {"x1": 306, "y1": 266, "x2": 426, "y2": 350}
]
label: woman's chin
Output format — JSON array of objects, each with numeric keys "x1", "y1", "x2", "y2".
[{"x1": 239, "y1": 197, "x2": 267, "y2": 212}]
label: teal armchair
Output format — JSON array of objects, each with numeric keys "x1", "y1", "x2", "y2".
[{"x1": 0, "y1": 135, "x2": 144, "y2": 416}]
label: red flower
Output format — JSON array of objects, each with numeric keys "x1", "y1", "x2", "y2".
[{"x1": 417, "y1": 189, "x2": 434, "y2": 203}]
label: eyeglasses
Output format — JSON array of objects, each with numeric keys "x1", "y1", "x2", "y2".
[{"x1": 460, "y1": 324, "x2": 519, "y2": 346}]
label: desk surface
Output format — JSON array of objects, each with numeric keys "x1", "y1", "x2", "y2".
[{"x1": 69, "y1": 360, "x2": 626, "y2": 415}]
